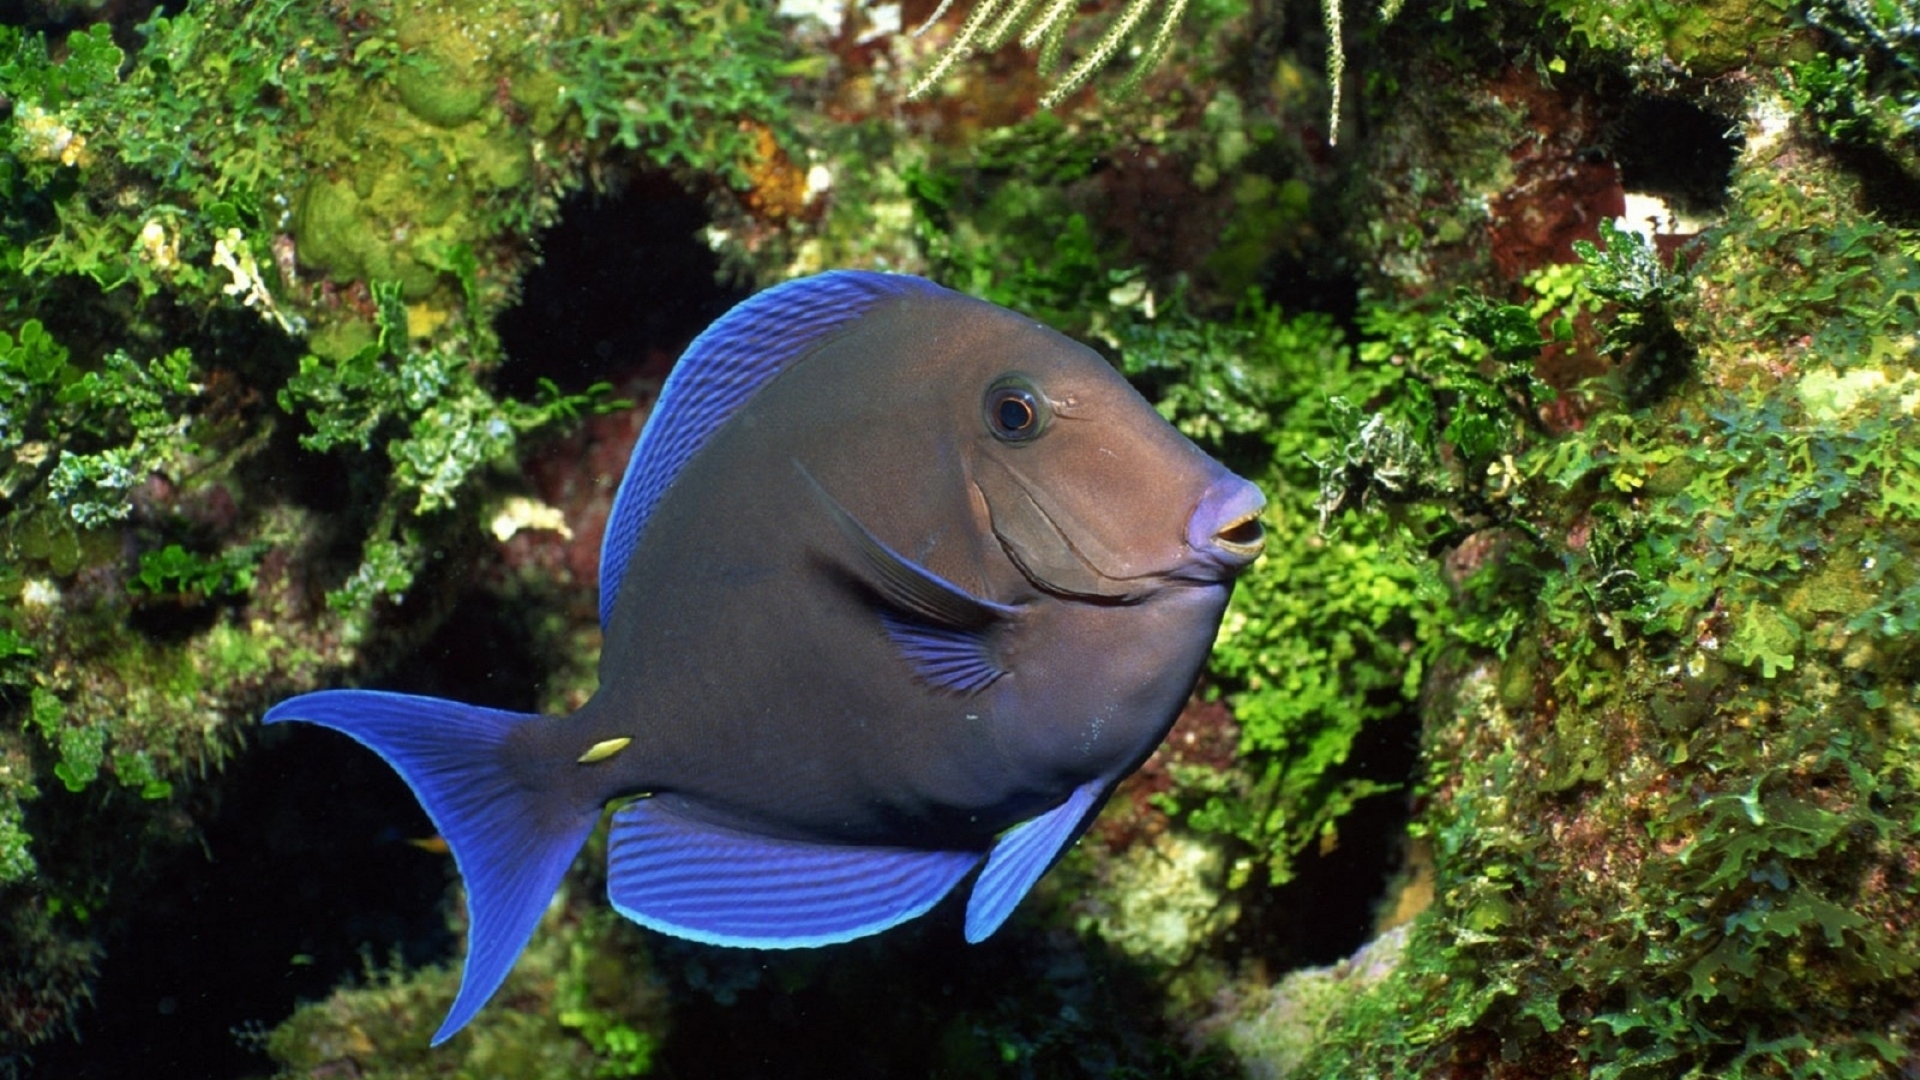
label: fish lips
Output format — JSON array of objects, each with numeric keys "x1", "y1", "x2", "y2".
[
  {"x1": 973, "y1": 455, "x2": 1265, "y2": 600},
  {"x1": 1182, "y1": 473, "x2": 1268, "y2": 579}
]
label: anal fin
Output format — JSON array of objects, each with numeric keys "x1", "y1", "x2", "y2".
[{"x1": 607, "y1": 799, "x2": 981, "y2": 947}]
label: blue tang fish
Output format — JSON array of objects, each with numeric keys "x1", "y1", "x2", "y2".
[{"x1": 266, "y1": 271, "x2": 1266, "y2": 1043}]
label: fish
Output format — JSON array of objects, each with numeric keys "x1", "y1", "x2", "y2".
[{"x1": 264, "y1": 270, "x2": 1266, "y2": 1043}]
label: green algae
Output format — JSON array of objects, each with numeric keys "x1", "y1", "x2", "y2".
[
  {"x1": 1249, "y1": 79, "x2": 1920, "y2": 1079},
  {"x1": 1786, "y1": 0, "x2": 1920, "y2": 177},
  {"x1": 268, "y1": 899, "x2": 668, "y2": 1079},
  {"x1": 3, "y1": 0, "x2": 798, "y2": 609},
  {"x1": 1133, "y1": 301, "x2": 1444, "y2": 889},
  {"x1": 1536, "y1": 0, "x2": 1799, "y2": 76}
]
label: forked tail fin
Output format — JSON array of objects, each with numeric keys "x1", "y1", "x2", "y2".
[{"x1": 264, "y1": 690, "x2": 598, "y2": 1044}]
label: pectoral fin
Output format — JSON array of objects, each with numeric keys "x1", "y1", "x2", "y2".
[
  {"x1": 879, "y1": 610, "x2": 1006, "y2": 695},
  {"x1": 798, "y1": 461, "x2": 1015, "y2": 630},
  {"x1": 798, "y1": 462, "x2": 1015, "y2": 694}
]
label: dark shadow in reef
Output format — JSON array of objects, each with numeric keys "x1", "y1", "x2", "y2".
[
  {"x1": 1226, "y1": 705, "x2": 1423, "y2": 971},
  {"x1": 646, "y1": 914, "x2": 1238, "y2": 1080},
  {"x1": 19, "y1": 721, "x2": 452, "y2": 1080},
  {"x1": 20, "y1": 576, "x2": 565, "y2": 1080},
  {"x1": 1610, "y1": 96, "x2": 1744, "y2": 216},
  {"x1": 496, "y1": 172, "x2": 750, "y2": 397},
  {"x1": 1258, "y1": 254, "x2": 1364, "y2": 336},
  {"x1": 1829, "y1": 141, "x2": 1920, "y2": 228},
  {"x1": 1283, "y1": 707, "x2": 1422, "y2": 965}
]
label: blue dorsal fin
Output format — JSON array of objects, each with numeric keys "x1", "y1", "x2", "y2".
[
  {"x1": 599, "y1": 271, "x2": 945, "y2": 628},
  {"x1": 964, "y1": 779, "x2": 1106, "y2": 942},
  {"x1": 880, "y1": 611, "x2": 1006, "y2": 695},
  {"x1": 606, "y1": 798, "x2": 981, "y2": 947}
]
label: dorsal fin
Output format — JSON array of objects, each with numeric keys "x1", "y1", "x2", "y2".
[{"x1": 599, "y1": 271, "x2": 944, "y2": 628}]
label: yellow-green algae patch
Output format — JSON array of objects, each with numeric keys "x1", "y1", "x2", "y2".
[
  {"x1": 290, "y1": 2, "x2": 545, "y2": 302},
  {"x1": 392, "y1": 3, "x2": 495, "y2": 129}
]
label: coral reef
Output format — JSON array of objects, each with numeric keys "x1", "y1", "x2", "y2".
[{"x1": 1207, "y1": 1, "x2": 1920, "y2": 1074}]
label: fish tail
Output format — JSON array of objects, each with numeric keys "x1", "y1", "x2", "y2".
[{"x1": 264, "y1": 689, "x2": 598, "y2": 1045}]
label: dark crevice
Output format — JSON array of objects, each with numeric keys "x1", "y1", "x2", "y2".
[
  {"x1": 21, "y1": 726, "x2": 450, "y2": 1080},
  {"x1": 496, "y1": 172, "x2": 748, "y2": 398},
  {"x1": 1231, "y1": 706, "x2": 1422, "y2": 969},
  {"x1": 1289, "y1": 707, "x2": 1422, "y2": 965},
  {"x1": 1829, "y1": 141, "x2": 1920, "y2": 227},
  {"x1": 647, "y1": 922, "x2": 1238, "y2": 1080},
  {"x1": 1259, "y1": 255, "x2": 1363, "y2": 333},
  {"x1": 1610, "y1": 97, "x2": 1744, "y2": 215}
]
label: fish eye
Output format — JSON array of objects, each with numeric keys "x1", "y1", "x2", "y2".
[{"x1": 984, "y1": 378, "x2": 1048, "y2": 442}]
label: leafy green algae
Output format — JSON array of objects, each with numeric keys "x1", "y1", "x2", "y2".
[
  {"x1": 1257, "y1": 83, "x2": 1920, "y2": 1080},
  {"x1": 1128, "y1": 300, "x2": 1445, "y2": 890}
]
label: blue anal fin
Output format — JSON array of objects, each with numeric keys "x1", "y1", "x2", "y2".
[
  {"x1": 964, "y1": 779, "x2": 1106, "y2": 943},
  {"x1": 607, "y1": 799, "x2": 980, "y2": 948},
  {"x1": 263, "y1": 690, "x2": 597, "y2": 1045}
]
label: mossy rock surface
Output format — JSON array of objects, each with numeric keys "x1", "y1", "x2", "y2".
[{"x1": 395, "y1": 48, "x2": 490, "y2": 128}]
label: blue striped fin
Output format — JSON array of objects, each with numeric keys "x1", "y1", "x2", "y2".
[
  {"x1": 880, "y1": 610, "x2": 1006, "y2": 695},
  {"x1": 606, "y1": 798, "x2": 981, "y2": 947},
  {"x1": 263, "y1": 690, "x2": 597, "y2": 1045}
]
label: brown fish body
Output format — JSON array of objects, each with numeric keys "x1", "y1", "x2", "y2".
[
  {"x1": 265, "y1": 272, "x2": 1264, "y2": 1044},
  {"x1": 550, "y1": 288, "x2": 1237, "y2": 848}
]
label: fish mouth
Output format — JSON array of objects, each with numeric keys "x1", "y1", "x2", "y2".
[
  {"x1": 1210, "y1": 509, "x2": 1267, "y2": 560},
  {"x1": 1184, "y1": 474, "x2": 1267, "y2": 575}
]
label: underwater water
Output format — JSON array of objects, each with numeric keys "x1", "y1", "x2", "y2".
[{"x1": 5, "y1": 0, "x2": 1919, "y2": 1077}]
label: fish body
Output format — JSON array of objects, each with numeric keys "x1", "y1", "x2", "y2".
[{"x1": 267, "y1": 272, "x2": 1264, "y2": 1043}]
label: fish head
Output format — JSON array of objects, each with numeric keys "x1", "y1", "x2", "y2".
[{"x1": 949, "y1": 306, "x2": 1267, "y2": 601}]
